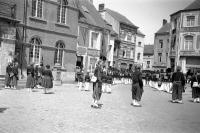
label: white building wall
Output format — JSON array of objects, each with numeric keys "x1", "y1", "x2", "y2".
[
  {"x1": 135, "y1": 35, "x2": 145, "y2": 66},
  {"x1": 143, "y1": 55, "x2": 154, "y2": 70}
]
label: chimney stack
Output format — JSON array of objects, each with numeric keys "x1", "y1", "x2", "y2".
[
  {"x1": 163, "y1": 19, "x2": 167, "y2": 26},
  {"x1": 99, "y1": 4, "x2": 105, "y2": 11}
]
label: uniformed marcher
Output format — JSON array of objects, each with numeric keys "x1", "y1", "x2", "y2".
[
  {"x1": 171, "y1": 66, "x2": 185, "y2": 104},
  {"x1": 131, "y1": 65, "x2": 143, "y2": 107}
]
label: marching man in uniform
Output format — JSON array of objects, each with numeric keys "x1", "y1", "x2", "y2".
[{"x1": 131, "y1": 65, "x2": 144, "y2": 107}]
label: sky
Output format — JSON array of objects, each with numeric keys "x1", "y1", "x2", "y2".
[{"x1": 93, "y1": 0, "x2": 195, "y2": 45}]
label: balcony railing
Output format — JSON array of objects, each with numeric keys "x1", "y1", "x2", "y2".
[{"x1": 0, "y1": 2, "x2": 16, "y2": 19}]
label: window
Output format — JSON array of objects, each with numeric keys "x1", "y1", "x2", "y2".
[
  {"x1": 29, "y1": 37, "x2": 42, "y2": 64},
  {"x1": 57, "y1": 0, "x2": 68, "y2": 24},
  {"x1": 122, "y1": 50, "x2": 126, "y2": 58},
  {"x1": 54, "y1": 41, "x2": 65, "y2": 65},
  {"x1": 32, "y1": 0, "x2": 43, "y2": 18},
  {"x1": 138, "y1": 42, "x2": 141, "y2": 47},
  {"x1": 137, "y1": 53, "x2": 141, "y2": 60},
  {"x1": 159, "y1": 40, "x2": 163, "y2": 48},
  {"x1": 158, "y1": 53, "x2": 162, "y2": 62},
  {"x1": 120, "y1": 30, "x2": 126, "y2": 41},
  {"x1": 127, "y1": 32, "x2": 132, "y2": 42},
  {"x1": 147, "y1": 61, "x2": 150, "y2": 68},
  {"x1": 130, "y1": 48, "x2": 134, "y2": 59},
  {"x1": 89, "y1": 57, "x2": 97, "y2": 72},
  {"x1": 91, "y1": 32, "x2": 98, "y2": 49},
  {"x1": 187, "y1": 16, "x2": 195, "y2": 26},
  {"x1": 184, "y1": 35, "x2": 193, "y2": 50}
]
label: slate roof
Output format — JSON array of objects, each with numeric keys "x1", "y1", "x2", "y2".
[
  {"x1": 105, "y1": 8, "x2": 138, "y2": 28},
  {"x1": 171, "y1": 0, "x2": 200, "y2": 16},
  {"x1": 156, "y1": 23, "x2": 171, "y2": 35},
  {"x1": 78, "y1": 0, "x2": 105, "y2": 28},
  {"x1": 144, "y1": 45, "x2": 154, "y2": 55},
  {"x1": 137, "y1": 29, "x2": 145, "y2": 36},
  {"x1": 184, "y1": 0, "x2": 200, "y2": 10}
]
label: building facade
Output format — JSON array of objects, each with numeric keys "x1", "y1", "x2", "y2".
[
  {"x1": 169, "y1": 0, "x2": 200, "y2": 73},
  {"x1": 143, "y1": 45, "x2": 154, "y2": 70},
  {"x1": 99, "y1": 6, "x2": 138, "y2": 70},
  {"x1": 76, "y1": 0, "x2": 106, "y2": 73},
  {"x1": 0, "y1": 1, "x2": 19, "y2": 76},
  {"x1": 1, "y1": 0, "x2": 79, "y2": 82},
  {"x1": 153, "y1": 19, "x2": 170, "y2": 72},
  {"x1": 135, "y1": 30, "x2": 145, "y2": 67}
]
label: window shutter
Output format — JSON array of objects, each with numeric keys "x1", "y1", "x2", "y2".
[
  {"x1": 32, "y1": 0, "x2": 37, "y2": 17},
  {"x1": 57, "y1": 5, "x2": 61, "y2": 22},
  {"x1": 197, "y1": 35, "x2": 200, "y2": 49}
]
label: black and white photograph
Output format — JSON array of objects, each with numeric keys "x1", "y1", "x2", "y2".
[{"x1": 0, "y1": 0, "x2": 200, "y2": 132}]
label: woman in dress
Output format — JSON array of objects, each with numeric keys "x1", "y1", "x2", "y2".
[
  {"x1": 190, "y1": 71, "x2": 200, "y2": 103},
  {"x1": 26, "y1": 63, "x2": 35, "y2": 91},
  {"x1": 91, "y1": 60, "x2": 103, "y2": 108},
  {"x1": 42, "y1": 65, "x2": 53, "y2": 94}
]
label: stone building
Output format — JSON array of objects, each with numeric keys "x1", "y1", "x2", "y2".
[
  {"x1": 99, "y1": 6, "x2": 138, "y2": 70},
  {"x1": 153, "y1": 19, "x2": 170, "y2": 72},
  {"x1": 135, "y1": 30, "x2": 145, "y2": 67},
  {"x1": 169, "y1": 0, "x2": 200, "y2": 73},
  {"x1": 1, "y1": 0, "x2": 79, "y2": 82},
  {"x1": 0, "y1": 1, "x2": 20, "y2": 76},
  {"x1": 76, "y1": 0, "x2": 105, "y2": 73},
  {"x1": 143, "y1": 45, "x2": 154, "y2": 70}
]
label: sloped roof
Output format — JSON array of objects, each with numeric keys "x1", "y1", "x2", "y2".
[
  {"x1": 105, "y1": 8, "x2": 138, "y2": 28},
  {"x1": 156, "y1": 23, "x2": 170, "y2": 34},
  {"x1": 144, "y1": 45, "x2": 154, "y2": 55},
  {"x1": 78, "y1": 0, "x2": 105, "y2": 28},
  {"x1": 184, "y1": 0, "x2": 200, "y2": 10},
  {"x1": 171, "y1": 0, "x2": 200, "y2": 16},
  {"x1": 137, "y1": 29, "x2": 145, "y2": 36}
]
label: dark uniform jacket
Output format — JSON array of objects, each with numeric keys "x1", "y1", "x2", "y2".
[
  {"x1": 132, "y1": 70, "x2": 143, "y2": 88},
  {"x1": 172, "y1": 72, "x2": 185, "y2": 86}
]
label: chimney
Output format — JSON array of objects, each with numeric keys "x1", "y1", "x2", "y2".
[
  {"x1": 99, "y1": 4, "x2": 105, "y2": 11},
  {"x1": 163, "y1": 19, "x2": 167, "y2": 26}
]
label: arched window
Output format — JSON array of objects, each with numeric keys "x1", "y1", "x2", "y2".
[
  {"x1": 54, "y1": 41, "x2": 65, "y2": 65},
  {"x1": 32, "y1": 0, "x2": 43, "y2": 18},
  {"x1": 29, "y1": 37, "x2": 42, "y2": 64},
  {"x1": 57, "y1": 0, "x2": 68, "y2": 24},
  {"x1": 184, "y1": 35, "x2": 193, "y2": 50}
]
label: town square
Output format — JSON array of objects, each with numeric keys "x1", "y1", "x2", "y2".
[{"x1": 1, "y1": 0, "x2": 200, "y2": 132}]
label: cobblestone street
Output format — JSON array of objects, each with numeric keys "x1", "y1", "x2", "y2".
[{"x1": 0, "y1": 84, "x2": 200, "y2": 133}]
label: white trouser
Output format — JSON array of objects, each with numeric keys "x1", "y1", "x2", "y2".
[{"x1": 84, "y1": 82, "x2": 89, "y2": 91}]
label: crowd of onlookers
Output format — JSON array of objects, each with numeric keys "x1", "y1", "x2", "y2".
[{"x1": 5, "y1": 62, "x2": 54, "y2": 94}]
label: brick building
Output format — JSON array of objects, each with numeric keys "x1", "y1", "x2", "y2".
[
  {"x1": 169, "y1": 0, "x2": 200, "y2": 73},
  {"x1": 153, "y1": 19, "x2": 170, "y2": 72},
  {"x1": 1, "y1": 0, "x2": 79, "y2": 82}
]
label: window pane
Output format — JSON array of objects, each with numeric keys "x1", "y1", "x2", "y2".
[
  {"x1": 37, "y1": 0, "x2": 43, "y2": 18},
  {"x1": 32, "y1": 0, "x2": 37, "y2": 16},
  {"x1": 91, "y1": 33, "x2": 98, "y2": 48}
]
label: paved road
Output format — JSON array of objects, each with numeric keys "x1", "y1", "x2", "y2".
[{"x1": 0, "y1": 84, "x2": 200, "y2": 133}]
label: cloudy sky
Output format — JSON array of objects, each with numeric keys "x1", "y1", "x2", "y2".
[{"x1": 93, "y1": 0, "x2": 195, "y2": 44}]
